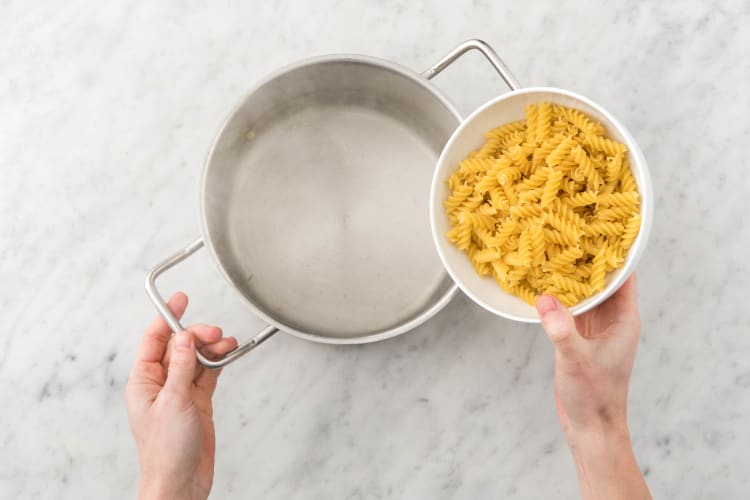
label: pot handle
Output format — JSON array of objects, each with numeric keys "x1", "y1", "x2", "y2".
[
  {"x1": 145, "y1": 237, "x2": 279, "y2": 369},
  {"x1": 421, "y1": 39, "x2": 521, "y2": 90}
]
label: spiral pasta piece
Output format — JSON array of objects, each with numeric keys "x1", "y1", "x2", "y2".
[
  {"x1": 541, "y1": 169, "x2": 563, "y2": 208},
  {"x1": 485, "y1": 120, "x2": 526, "y2": 140},
  {"x1": 529, "y1": 224, "x2": 545, "y2": 266},
  {"x1": 605, "y1": 153, "x2": 622, "y2": 186},
  {"x1": 549, "y1": 273, "x2": 592, "y2": 297},
  {"x1": 473, "y1": 248, "x2": 501, "y2": 263},
  {"x1": 489, "y1": 187, "x2": 509, "y2": 211},
  {"x1": 596, "y1": 206, "x2": 636, "y2": 221},
  {"x1": 475, "y1": 172, "x2": 499, "y2": 194},
  {"x1": 536, "y1": 101, "x2": 552, "y2": 144},
  {"x1": 459, "y1": 157, "x2": 494, "y2": 175},
  {"x1": 543, "y1": 227, "x2": 568, "y2": 246},
  {"x1": 446, "y1": 221, "x2": 472, "y2": 250},
  {"x1": 565, "y1": 190, "x2": 598, "y2": 207},
  {"x1": 547, "y1": 246, "x2": 584, "y2": 267},
  {"x1": 546, "y1": 137, "x2": 577, "y2": 167},
  {"x1": 619, "y1": 164, "x2": 637, "y2": 192},
  {"x1": 586, "y1": 135, "x2": 628, "y2": 156},
  {"x1": 525, "y1": 104, "x2": 538, "y2": 145},
  {"x1": 518, "y1": 187, "x2": 545, "y2": 204},
  {"x1": 513, "y1": 284, "x2": 537, "y2": 306},
  {"x1": 443, "y1": 184, "x2": 473, "y2": 211},
  {"x1": 517, "y1": 167, "x2": 552, "y2": 191},
  {"x1": 518, "y1": 228, "x2": 533, "y2": 268},
  {"x1": 582, "y1": 221, "x2": 625, "y2": 237},
  {"x1": 459, "y1": 211, "x2": 496, "y2": 231},
  {"x1": 499, "y1": 130, "x2": 526, "y2": 151},
  {"x1": 544, "y1": 211, "x2": 581, "y2": 244},
  {"x1": 477, "y1": 137, "x2": 501, "y2": 159},
  {"x1": 554, "y1": 105, "x2": 605, "y2": 136},
  {"x1": 534, "y1": 134, "x2": 565, "y2": 166},
  {"x1": 497, "y1": 166, "x2": 523, "y2": 186},
  {"x1": 590, "y1": 247, "x2": 608, "y2": 292},
  {"x1": 620, "y1": 213, "x2": 641, "y2": 250},
  {"x1": 597, "y1": 191, "x2": 639, "y2": 208},
  {"x1": 510, "y1": 203, "x2": 543, "y2": 219}
]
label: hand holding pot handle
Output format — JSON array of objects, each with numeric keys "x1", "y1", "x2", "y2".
[
  {"x1": 145, "y1": 237, "x2": 279, "y2": 369},
  {"x1": 126, "y1": 292, "x2": 237, "y2": 500}
]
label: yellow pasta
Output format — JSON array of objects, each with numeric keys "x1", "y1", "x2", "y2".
[
  {"x1": 475, "y1": 172, "x2": 499, "y2": 194},
  {"x1": 529, "y1": 224, "x2": 545, "y2": 266},
  {"x1": 444, "y1": 102, "x2": 642, "y2": 306},
  {"x1": 510, "y1": 203, "x2": 543, "y2": 218},
  {"x1": 620, "y1": 213, "x2": 641, "y2": 250},
  {"x1": 596, "y1": 206, "x2": 637, "y2": 221},
  {"x1": 597, "y1": 191, "x2": 639, "y2": 208},
  {"x1": 546, "y1": 137, "x2": 577, "y2": 167},
  {"x1": 565, "y1": 190, "x2": 598, "y2": 207},
  {"x1": 517, "y1": 167, "x2": 552, "y2": 191},
  {"x1": 525, "y1": 104, "x2": 538, "y2": 145},
  {"x1": 605, "y1": 153, "x2": 622, "y2": 186},
  {"x1": 536, "y1": 101, "x2": 552, "y2": 144},
  {"x1": 443, "y1": 184, "x2": 474, "y2": 210},
  {"x1": 477, "y1": 137, "x2": 501, "y2": 158},
  {"x1": 541, "y1": 169, "x2": 564, "y2": 208},
  {"x1": 497, "y1": 166, "x2": 522, "y2": 186},
  {"x1": 586, "y1": 134, "x2": 628, "y2": 156},
  {"x1": 590, "y1": 246, "x2": 608, "y2": 292},
  {"x1": 485, "y1": 120, "x2": 526, "y2": 140},
  {"x1": 549, "y1": 273, "x2": 593, "y2": 297},
  {"x1": 582, "y1": 221, "x2": 625, "y2": 237},
  {"x1": 554, "y1": 105, "x2": 605, "y2": 137}
]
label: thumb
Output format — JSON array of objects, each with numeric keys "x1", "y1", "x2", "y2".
[
  {"x1": 536, "y1": 295, "x2": 583, "y2": 357},
  {"x1": 164, "y1": 330, "x2": 196, "y2": 404}
]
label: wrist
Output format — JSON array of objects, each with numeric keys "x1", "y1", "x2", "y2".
[
  {"x1": 567, "y1": 420, "x2": 631, "y2": 458},
  {"x1": 139, "y1": 479, "x2": 179, "y2": 500},
  {"x1": 139, "y1": 481, "x2": 175, "y2": 500},
  {"x1": 563, "y1": 399, "x2": 629, "y2": 449},
  {"x1": 139, "y1": 475, "x2": 199, "y2": 500},
  {"x1": 568, "y1": 411, "x2": 629, "y2": 441}
]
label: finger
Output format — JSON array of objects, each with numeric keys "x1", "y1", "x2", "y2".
[
  {"x1": 611, "y1": 273, "x2": 638, "y2": 315},
  {"x1": 196, "y1": 336, "x2": 238, "y2": 393},
  {"x1": 163, "y1": 330, "x2": 197, "y2": 406},
  {"x1": 191, "y1": 324, "x2": 223, "y2": 347},
  {"x1": 136, "y1": 292, "x2": 188, "y2": 363},
  {"x1": 199, "y1": 337, "x2": 238, "y2": 357},
  {"x1": 536, "y1": 295, "x2": 584, "y2": 357},
  {"x1": 161, "y1": 324, "x2": 222, "y2": 366}
]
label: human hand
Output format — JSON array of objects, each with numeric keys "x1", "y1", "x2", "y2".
[
  {"x1": 536, "y1": 275, "x2": 651, "y2": 500},
  {"x1": 126, "y1": 292, "x2": 238, "y2": 500}
]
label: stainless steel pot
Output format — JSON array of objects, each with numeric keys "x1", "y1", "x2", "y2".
[{"x1": 146, "y1": 39, "x2": 520, "y2": 368}]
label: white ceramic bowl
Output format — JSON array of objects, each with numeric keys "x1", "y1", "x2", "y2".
[{"x1": 429, "y1": 87, "x2": 653, "y2": 322}]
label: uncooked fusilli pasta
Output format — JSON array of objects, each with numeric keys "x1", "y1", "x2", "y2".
[{"x1": 444, "y1": 102, "x2": 641, "y2": 307}]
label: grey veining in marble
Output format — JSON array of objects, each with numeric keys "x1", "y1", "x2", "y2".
[{"x1": 1, "y1": 1, "x2": 749, "y2": 499}]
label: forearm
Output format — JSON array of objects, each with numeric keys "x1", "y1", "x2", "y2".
[{"x1": 567, "y1": 424, "x2": 651, "y2": 500}]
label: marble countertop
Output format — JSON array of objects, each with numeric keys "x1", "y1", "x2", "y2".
[{"x1": 2, "y1": 1, "x2": 749, "y2": 498}]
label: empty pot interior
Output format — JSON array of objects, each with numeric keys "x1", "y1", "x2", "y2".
[{"x1": 202, "y1": 57, "x2": 460, "y2": 340}]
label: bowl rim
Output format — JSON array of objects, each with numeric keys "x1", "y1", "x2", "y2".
[{"x1": 429, "y1": 86, "x2": 654, "y2": 323}]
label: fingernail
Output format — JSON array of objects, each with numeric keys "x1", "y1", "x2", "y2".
[
  {"x1": 174, "y1": 331, "x2": 191, "y2": 351},
  {"x1": 536, "y1": 295, "x2": 559, "y2": 317}
]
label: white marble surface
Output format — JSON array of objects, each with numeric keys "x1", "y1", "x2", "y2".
[{"x1": 2, "y1": 1, "x2": 749, "y2": 498}]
